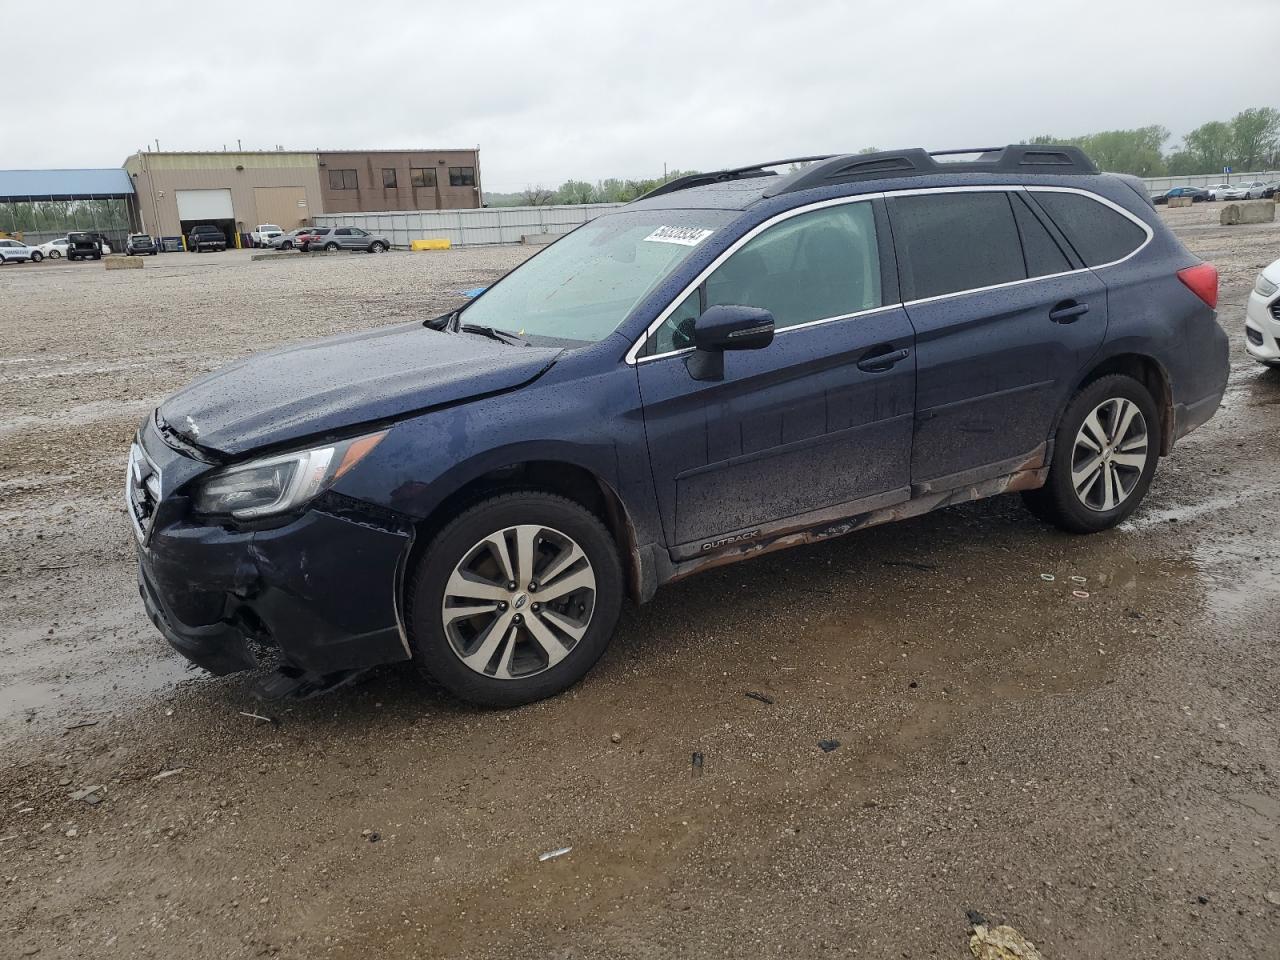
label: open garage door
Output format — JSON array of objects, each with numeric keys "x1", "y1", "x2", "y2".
[
  {"x1": 253, "y1": 186, "x2": 308, "y2": 230},
  {"x1": 176, "y1": 189, "x2": 234, "y2": 222}
]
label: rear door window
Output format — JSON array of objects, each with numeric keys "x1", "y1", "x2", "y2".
[
  {"x1": 890, "y1": 191, "x2": 1026, "y2": 300},
  {"x1": 1011, "y1": 193, "x2": 1072, "y2": 277},
  {"x1": 1029, "y1": 191, "x2": 1148, "y2": 267}
]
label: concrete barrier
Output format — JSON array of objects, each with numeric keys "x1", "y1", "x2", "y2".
[
  {"x1": 1220, "y1": 200, "x2": 1277, "y2": 226},
  {"x1": 1168, "y1": 196, "x2": 1193, "y2": 208},
  {"x1": 521, "y1": 233, "x2": 557, "y2": 245},
  {"x1": 410, "y1": 239, "x2": 451, "y2": 251},
  {"x1": 104, "y1": 257, "x2": 143, "y2": 270}
]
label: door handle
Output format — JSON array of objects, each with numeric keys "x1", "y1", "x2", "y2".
[
  {"x1": 856, "y1": 347, "x2": 910, "y2": 373},
  {"x1": 1049, "y1": 300, "x2": 1089, "y2": 323}
]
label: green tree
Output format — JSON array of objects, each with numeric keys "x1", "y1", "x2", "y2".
[
  {"x1": 555, "y1": 179, "x2": 598, "y2": 205},
  {"x1": 1182, "y1": 120, "x2": 1234, "y2": 174},
  {"x1": 1229, "y1": 107, "x2": 1280, "y2": 169}
]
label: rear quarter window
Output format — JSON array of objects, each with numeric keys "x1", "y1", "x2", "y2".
[{"x1": 1030, "y1": 191, "x2": 1148, "y2": 267}]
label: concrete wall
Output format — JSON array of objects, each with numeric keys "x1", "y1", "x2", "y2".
[
  {"x1": 313, "y1": 203, "x2": 625, "y2": 248},
  {"x1": 317, "y1": 150, "x2": 481, "y2": 214},
  {"x1": 124, "y1": 152, "x2": 324, "y2": 237}
]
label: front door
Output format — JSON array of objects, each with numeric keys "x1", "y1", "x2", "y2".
[
  {"x1": 887, "y1": 188, "x2": 1109, "y2": 485},
  {"x1": 636, "y1": 199, "x2": 917, "y2": 557}
]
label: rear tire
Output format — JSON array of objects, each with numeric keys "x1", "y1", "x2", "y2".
[
  {"x1": 324, "y1": 242, "x2": 339, "y2": 252},
  {"x1": 406, "y1": 492, "x2": 623, "y2": 707},
  {"x1": 1022, "y1": 374, "x2": 1161, "y2": 534},
  {"x1": 369, "y1": 241, "x2": 387, "y2": 253}
]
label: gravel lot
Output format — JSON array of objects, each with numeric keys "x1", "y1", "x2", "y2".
[{"x1": 2, "y1": 212, "x2": 1280, "y2": 959}]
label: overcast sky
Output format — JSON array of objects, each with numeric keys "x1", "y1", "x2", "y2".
[{"x1": 5, "y1": 1, "x2": 1277, "y2": 192}]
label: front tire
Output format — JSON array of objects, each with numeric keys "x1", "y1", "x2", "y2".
[
  {"x1": 31, "y1": 252, "x2": 43, "y2": 263},
  {"x1": 406, "y1": 492, "x2": 623, "y2": 707},
  {"x1": 324, "y1": 242, "x2": 339, "y2": 252},
  {"x1": 369, "y1": 241, "x2": 387, "y2": 253},
  {"x1": 1023, "y1": 374, "x2": 1161, "y2": 533}
]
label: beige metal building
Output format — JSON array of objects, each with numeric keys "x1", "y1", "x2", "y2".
[
  {"x1": 124, "y1": 148, "x2": 483, "y2": 242},
  {"x1": 124, "y1": 151, "x2": 324, "y2": 241}
]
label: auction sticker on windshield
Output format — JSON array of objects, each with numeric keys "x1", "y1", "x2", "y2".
[{"x1": 643, "y1": 226, "x2": 714, "y2": 246}]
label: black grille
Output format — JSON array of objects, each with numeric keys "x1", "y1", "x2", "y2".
[
  {"x1": 126, "y1": 444, "x2": 161, "y2": 540},
  {"x1": 1247, "y1": 326, "x2": 1265, "y2": 346},
  {"x1": 1270, "y1": 300, "x2": 1280, "y2": 323}
]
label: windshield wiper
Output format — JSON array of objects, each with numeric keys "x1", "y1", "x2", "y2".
[{"x1": 459, "y1": 323, "x2": 528, "y2": 347}]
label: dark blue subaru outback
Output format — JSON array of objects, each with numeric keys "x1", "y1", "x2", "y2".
[{"x1": 129, "y1": 145, "x2": 1228, "y2": 706}]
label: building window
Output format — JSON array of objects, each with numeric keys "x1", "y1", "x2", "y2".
[
  {"x1": 410, "y1": 167, "x2": 436, "y2": 188},
  {"x1": 449, "y1": 166, "x2": 476, "y2": 187},
  {"x1": 381, "y1": 168, "x2": 398, "y2": 189},
  {"x1": 328, "y1": 169, "x2": 358, "y2": 190}
]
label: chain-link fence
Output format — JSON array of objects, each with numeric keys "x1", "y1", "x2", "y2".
[{"x1": 0, "y1": 197, "x2": 133, "y2": 251}]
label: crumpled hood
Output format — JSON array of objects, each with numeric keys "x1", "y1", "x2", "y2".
[{"x1": 159, "y1": 322, "x2": 562, "y2": 456}]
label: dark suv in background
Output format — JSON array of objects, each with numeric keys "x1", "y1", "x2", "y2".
[{"x1": 130, "y1": 145, "x2": 1228, "y2": 707}]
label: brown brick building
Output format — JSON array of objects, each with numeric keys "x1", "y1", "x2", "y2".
[{"x1": 317, "y1": 149, "x2": 481, "y2": 214}]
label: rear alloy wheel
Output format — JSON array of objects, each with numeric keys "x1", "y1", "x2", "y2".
[
  {"x1": 50, "y1": 250, "x2": 61, "y2": 259},
  {"x1": 407, "y1": 492, "x2": 623, "y2": 707},
  {"x1": 1022, "y1": 374, "x2": 1160, "y2": 533}
]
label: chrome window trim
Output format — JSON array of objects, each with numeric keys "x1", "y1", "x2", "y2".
[
  {"x1": 626, "y1": 183, "x2": 1154, "y2": 366},
  {"x1": 626, "y1": 193, "x2": 884, "y2": 365}
]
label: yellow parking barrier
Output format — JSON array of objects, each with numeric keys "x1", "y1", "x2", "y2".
[{"x1": 411, "y1": 238, "x2": 451, "y2": 251}]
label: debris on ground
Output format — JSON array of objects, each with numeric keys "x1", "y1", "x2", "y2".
[
  {"x1": 744, "y1": 691, "x2": 774, "y2": 705},
  {"x1": 610, "y1": 732, "x2": 621, "y2": 744},
  {"x1": 818, "y1": 739, "x2": 840, "y2": 753},
  {"x1": 691, "y1": 752, "x2": 704, "y2": 777},
  {"x1": 70, "y1": 786, "x2": 103, "y2": 806},
  {"x1": 968, "y1": 922, "x2": 1045, "y2": 959},
  {"x1": 1265, "y1": 890, "x2": 1280, "y2": 906},
  {"x1": 64, "y1": 720, "x2": 98, "y2": 731},
  {"x1": 238, "y1": 711, "x2": 279, "y2": 727},
  {"x1": 538, "y1": 846, "x2": 572, "y2": 862},
  {"x1": 151, "y1": 768, "x2": 184, "y2": 781}
]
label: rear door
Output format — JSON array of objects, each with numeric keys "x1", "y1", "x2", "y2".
[
  {"x1": 636, "y1": 198, "x2": 917, "y2": 555},
  {"x1": 889, "y1": 188, "x2": 1108, "y2": 486}
]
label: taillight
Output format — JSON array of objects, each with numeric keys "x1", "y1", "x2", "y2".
[{"x1": 1177, "y1": 263, "x2": 1219, "y2": 309}]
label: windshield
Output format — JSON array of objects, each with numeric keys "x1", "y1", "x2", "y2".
[
  {"x1": 261, "y1": 225, "x2": 281, "y2": 232},
  {"x1": 460, "y1": 209, "x2": 734, "y2": 345}
]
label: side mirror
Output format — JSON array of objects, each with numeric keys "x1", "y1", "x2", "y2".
[{"x1": 687, "y1": 305, "x2": 775, "y2": 381}]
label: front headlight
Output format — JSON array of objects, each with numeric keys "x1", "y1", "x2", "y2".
[
  {"x1": 193, "y1": 431, "x2": 387, "y2": 519},
  {"x1": 1256, "y1": 273, "x2": 1279, "y2": 299}
]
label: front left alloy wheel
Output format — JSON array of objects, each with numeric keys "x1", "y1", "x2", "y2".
[{"x1": 407, "y1": 492, "x2": 623, "y2": 707}]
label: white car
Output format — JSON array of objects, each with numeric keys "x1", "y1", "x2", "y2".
[
  {"x1": 250, "y1": 224, "x2": 284, "y2": 248},
  {"x1": 36, "y1": 237, "x2": 70, "y2": 259},
  {"x1": 1245, "y1": 258, "x2": 1280, "y2": 367},
  {"x1": 0, "y1": 238, "x2": 43, "y2": 264}
]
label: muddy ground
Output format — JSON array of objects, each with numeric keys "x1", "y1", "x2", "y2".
[{"x1": 2, "y1": 206, "x2": 1279, "y2": 959}]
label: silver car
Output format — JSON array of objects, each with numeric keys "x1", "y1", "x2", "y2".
[
  {"x1": 306, "y1": 226, "x2": 391, "y2": 253},
  {"x1": 270, "y1": 228, "x2": 315, "y2": 251}
]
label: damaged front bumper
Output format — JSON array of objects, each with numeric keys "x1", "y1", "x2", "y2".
[{"x1": 130, "y1": 426, "x2": 415, "y2": 678}]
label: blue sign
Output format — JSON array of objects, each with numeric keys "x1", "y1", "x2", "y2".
[{"x1": 1224, "y1": 166, "x2": 1231, "y2": 174}]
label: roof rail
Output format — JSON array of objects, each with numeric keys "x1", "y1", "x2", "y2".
[
  {"x1": 637, "y1": 156, "x2": 835, "y2": 200},
  {"x1": 768, "y1": 145, "x2": 1098, "y2": 196}
]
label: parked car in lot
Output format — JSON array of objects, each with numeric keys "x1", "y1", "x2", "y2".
[
  {"x1": 1216, "y1": 183, "x2": 1252, "y2": 201},
  {"x1": 126, "y1": 233, "x2": 159, "y2": 256},
  {"x1": 270, "y1": 228, "x2": 314, "y2": 250},
  {"x1": 187, "y1": 225, "x2": 227, "y2": 252},
  {"x1": 250, "y1": 224, "x2": 284, "y2": 248},
  {"x1": 0, "y1": 238, "x2": 42, "y2": 263},
  {"x1": 1262, "y1": 181, "x2": 1279, "y2": 199},
  {"x1": 66, "y1": 232, "x2": 102, "y2": 261},
  {"x1": 1245, "y1": 256, "x2": 1280, "y2": 367},
  {"x1": 303, "y1": 226, "x2": 391, "y2": 253},
  {"x1": 1206, "y1": 183, "x2": 1234, "y2": 200},
  {"x1": 1239, "y1": 181, "x2": 1269, "y2": 200},
  {"x1": 129, "y1": 144, "x2": 1229, "y2": 707},
  {"x1": 36, "y1": 237, "x2": 70, "y2": 259},
  {"x1": 1152, "y1": 185, "x2": 1209, "y2": 204}
]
